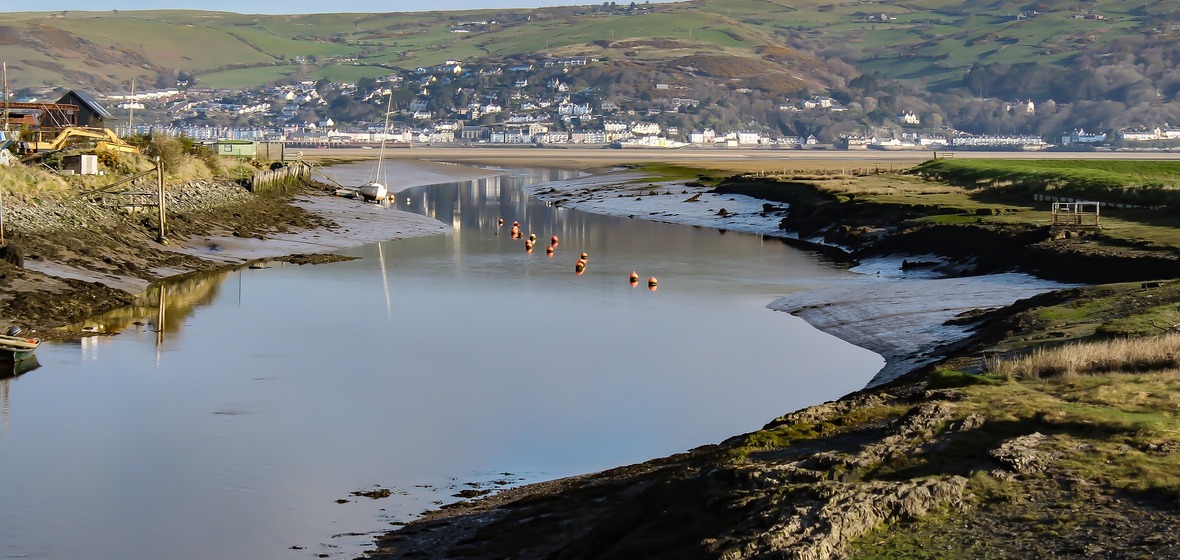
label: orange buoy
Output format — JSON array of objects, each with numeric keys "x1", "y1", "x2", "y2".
[
  {"x1": 648, "y1": 276, "x2": 658, "y2": 287},
  {"x1": 551, "y1": 235, "x2": 559, "y2": 245},
  {"x1": 580, "y1": 252, "x2": 588, "y2": 260},
  {"x1": 629, "y1": 271, "x2": 639, "y2": 283},
  {"x1": 513, "y1": 221, "x2": 519, "y2": 227},
  {"x1": 546, "y1": 245, "x2": 554, "y2": 254},
  {"x1": 525, "y1": 240, "x2": 534, "y2": 251}
]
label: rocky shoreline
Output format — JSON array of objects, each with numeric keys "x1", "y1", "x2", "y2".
[{"x1": 0, "y1": 176, "x2": 452, "y2": 337}]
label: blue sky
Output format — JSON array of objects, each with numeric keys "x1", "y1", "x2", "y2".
[{"x1": 30, "y1": 1, "x2": 679, "y2": 14}]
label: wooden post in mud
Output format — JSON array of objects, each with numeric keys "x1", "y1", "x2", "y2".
[
  {"x1": 156, "y1": 156, "x2": 168, "y2": 244},
  {"x1": 0, "y1": 177, "x2": 5, "y2": 246}
]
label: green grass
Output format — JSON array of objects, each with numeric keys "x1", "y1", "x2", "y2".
[
  {"x1": 0, "y1": 0, "x2": 1162, "y2": 91},
  {"x1": 912, "y1": 159, "x2": 1180, "y2": 209},
  {"x1": 309, "y1": 63, "x2": 391, "y2": 83},
  {"x1": 726, "y1": 403, "x2": 909, "y2": 461},
  {"x1": 632, "y1": 163, "x2": 719, "y2": 183},
  {"x1": 928, "y1": 369, "x2": 1002, "y2": 389},
  {"x1": 990, "y1": 281, "x2": 1180, "y2": 347},
  {"x1": 198, "y1": 65, "x2": 299, "y2": 89}
]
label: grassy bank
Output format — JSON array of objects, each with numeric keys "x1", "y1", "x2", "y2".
[{"x1": 912, "y1": 159, "x2": 1180, "y2": 210}]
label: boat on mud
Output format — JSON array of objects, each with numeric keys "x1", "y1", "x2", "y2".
[
  {"x1": 357, "y1": 92, "x2": 395, "y2": 202},
  {"x1": 0, "y1": 328, "x2": 40, "y2": 363}
]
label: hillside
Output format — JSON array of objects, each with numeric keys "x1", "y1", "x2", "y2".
[
  {"x1": 3, "y1": 1, "x2": 1179, "y2": 142},
  {"x1": 1, "y1": 0, "x2": 1168, "y2": 93}
]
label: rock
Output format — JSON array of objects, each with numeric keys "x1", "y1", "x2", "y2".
[
  {"x1": 0, "y1": 244, "x2": 23, "y2": 268},
  {"x1": 990, "y1": 432, "x2": 1060, "y2": 474}
]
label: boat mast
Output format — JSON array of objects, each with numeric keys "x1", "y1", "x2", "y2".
[
  {"x1": 3, "y1": 61, "x2": 9, "y2": 132},
  {"x1": 375, "y1": 91, "x2": 393, "y2": 182},
  {"x1": 128, "y1": 78, "x2": 135, "y2": 134}
]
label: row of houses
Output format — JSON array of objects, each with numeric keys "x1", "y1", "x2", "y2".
[{"x1": 1118, "y1": 126, "x2": 1180, "y2": 142}]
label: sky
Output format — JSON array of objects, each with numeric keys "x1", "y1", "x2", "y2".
[{"x1": 28, "y1": 0, "x2": 681, "y2": 14}]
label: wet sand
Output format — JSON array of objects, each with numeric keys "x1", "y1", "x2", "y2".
[
  {"x1": 512, "y1": 166, "x2": 1070, "y2": 386},
  {"x1": 301, "y1": 145, "x2": 1180, "y2": 174},
  {"x1": 173, "y1": 160, "x2": 501, "y2": 265}
]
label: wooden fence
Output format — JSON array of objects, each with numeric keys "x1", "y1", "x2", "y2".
[{"x1": 249, "y1": 162, "x2": 309, "y2": 194}]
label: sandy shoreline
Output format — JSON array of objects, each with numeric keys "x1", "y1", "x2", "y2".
[
  {"x1": 170, "y1": 160, "x2": 502, "y2": 266},
  {"x1": 300, "y1": 145, "x2": 1180, "y2": 174}
]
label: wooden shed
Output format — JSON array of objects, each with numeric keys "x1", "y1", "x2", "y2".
[{"x1": 206, "y1": 139, "x2": 258, "y2": 158}]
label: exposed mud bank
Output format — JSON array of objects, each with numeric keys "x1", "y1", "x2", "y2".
[{"x1": 714, "y1": 176, "x2": 1180, "y2": 284}]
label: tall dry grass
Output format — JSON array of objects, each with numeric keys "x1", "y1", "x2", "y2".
[
  {"x1": 994, "y1": 333, "x2": 1180, "y2": 379},
  {"x1": 0, "y1": 164, "x2": 74, "y2": 199}
]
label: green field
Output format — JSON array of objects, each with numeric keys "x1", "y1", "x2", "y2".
[
  {"x1": 198, "y1": 64, "x2": 300, "y2": 89},
  {"x1": 0, "y1": 0, "x2": 1160, "y2": 91},
  {"x1": 914, "y1": 159, "x2": 1180, "y2": 199}
]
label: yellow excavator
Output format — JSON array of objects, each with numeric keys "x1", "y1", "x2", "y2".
[{"x1": 18, "y1": 126, "x2": 140, "y2": 161}]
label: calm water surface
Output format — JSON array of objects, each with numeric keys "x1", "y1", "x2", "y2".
[{"x1": 0, "y1": 164, "x2": 882, "y2": 559}]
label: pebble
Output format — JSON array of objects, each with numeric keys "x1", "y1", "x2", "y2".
[{"x1": 5, "y1": 179, "x2": 253, "y2": 233}]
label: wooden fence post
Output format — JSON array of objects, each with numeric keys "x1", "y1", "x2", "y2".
[{"x1": 156, "y1": 156, "x2": 168, "y2": 244}]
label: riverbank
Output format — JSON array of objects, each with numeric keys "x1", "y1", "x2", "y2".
[
  {"x1": 364, "y1": 159, "x2": 1180, "y2": 559},
  {"x1": 0, "y1": 159, "x2": 498, "y2": 337}
]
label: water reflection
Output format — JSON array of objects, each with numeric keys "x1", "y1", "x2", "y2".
[
  {"x1": 0, "y1": 163, "x2": 882, "y2": 560},
  {"x1": 0, "y1": 356, "x2": 40, "y2": 433},
  {"x1": 74, "y1": 268, "x2": 239, "y2": 339}
]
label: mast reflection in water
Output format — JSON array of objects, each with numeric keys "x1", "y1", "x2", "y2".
[{"x1": 0, "y1": 163, "x2": 881, "y2": 560}]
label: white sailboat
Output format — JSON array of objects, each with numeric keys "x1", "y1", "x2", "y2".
[{"x1": 357, "y1": 92, "x2": 394, "y2": 202}]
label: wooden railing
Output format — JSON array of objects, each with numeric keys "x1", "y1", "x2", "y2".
[{"x1": 1051, "y1": 201, "x2": 1100, "y2": 228}]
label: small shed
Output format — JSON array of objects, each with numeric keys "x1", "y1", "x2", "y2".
[
  {"x1": 63, "y1": 154, "x2": 100, "y2": 175},
  {"x1": 206, "y1": 139, "x2": 258, "y2": 158}
]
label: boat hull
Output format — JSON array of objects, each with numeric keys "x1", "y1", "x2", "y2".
[
  {"x1": 0, "y1": 354, "x2": 40, "y2": 379},
  {"x1": 0, "y1": 334, "x2": 40, "y2": 362},
  {"x1": 357, "y1": 182, "x2": 388, "y2": 202}
]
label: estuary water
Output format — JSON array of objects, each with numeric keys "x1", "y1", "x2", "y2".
[{"x1": 0, "y1": 163, "x2": 883, "y2": 560}]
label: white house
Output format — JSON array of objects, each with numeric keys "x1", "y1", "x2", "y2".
[
  {"x1": 603, "y1": 120, "x2": 628, "y2": 133},
  {"x1": 631, "y1": 122, "x2": 661, "y2": 135},
  {"x1": 688, "y1": 128, "x2": 717, "y2": 144},
  {"x1": 1120, "y1": 128, "x2": 1162, "y2": 142},
  {"x1": 736, "y1": 131, "x2": 762, "y2": 145},
  {"x1": 1004, "y1": 99, "x2": 1036, "y2": 115},
  {"x1": 897, "y1": 111, "x2": 921, "y2": 125},
  {"x1": 1061, "y1": 129, "x2": 1107, "y2": 145}
]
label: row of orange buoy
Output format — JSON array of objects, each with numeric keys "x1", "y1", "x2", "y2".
[
  {"x1": 497, "y1": 218, "x2": 658, "y2": 290},
  {"x1": 630, "y1": 271, "x2": 658, "y2": 291}
]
